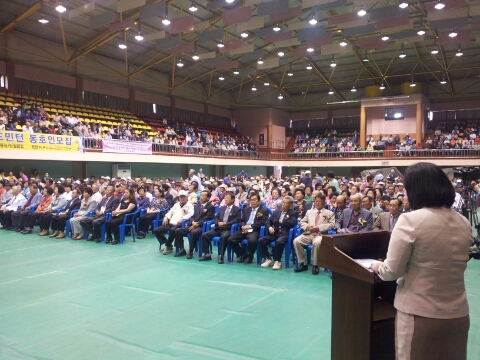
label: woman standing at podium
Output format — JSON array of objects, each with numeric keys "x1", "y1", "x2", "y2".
[{"x1": 371, "y1": 162, "x2": 471, "y2": 360}]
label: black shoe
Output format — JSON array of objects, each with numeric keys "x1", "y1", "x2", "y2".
[
  {"x1": 15, "y1": 227, "x2": 24, "y2": 232},
  {"x1": 237, "y1": 254, "x2": 247, "y2": 263},
  {"x1": 186, "y1": 253, "x2": 193, "y2": 259},
  {"x1": 3, "y1": 227, "x2": 12, "y2": 231},
  {"x1": 137, "y1": 232, "x2": 145, "y2": 239},
  {"x1": 174, "y1": 249, "x2": 187, "y2": 257},
  {"x1": 87, "y1": 236, "x2": 97, "y2": 241},
  {"x1": 95, "y1": 239, "x2": 102, "y2": 243},
  {"x1": 111, "y1": 240, "x2": 119, "y2": 245},
  {"x1": 21, "y1": 229, "x2": 32, "y2": 234},
  {"x1": 245, "y1": 257, "x2": 253, "y2": 264},
  {"x1": 294, "y1": 263, "x2": 308, "y2": 273},
  {"x1": 312, "y1": 265, "x2": 320, "y2": 275},
  {"x1": 105, "y1": 238, "x2": 112, "y2": 244},
  {"x1": 218, "y1": 255, "x2": 224, "y2": 264},
  {"x1": 199, "y1": 254, "x2": 212, "y2": 261}
]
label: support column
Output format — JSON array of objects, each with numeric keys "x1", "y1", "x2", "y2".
[
  {"x1": 76, "y1": 76, "x2": 83, "y2": 104},
  {"x1": 5, "y1": 60, "x2": 15, "y2": 94},
  {"x1": 267, "y1": 125, "x2": 272, "y2": 149},
  {"x1": 129, "y1": 88, "x2": 135, "y2": 115},
  {"x1": 416, "y1": 103, "x2": 423, "y2": 145},
  {"x1": 208, "y1": 165, "x2": 216, "y2": 178},
  {"x1": 360, "y1": 106, "x2": 366, "y2": 150},
  {"x1": 180, "y1": 164, "x2": 188, "y2": 179}
]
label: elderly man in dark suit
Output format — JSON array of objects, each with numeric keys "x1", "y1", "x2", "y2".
[
  {"x1": 80, "y1": 186, "x2": 120, "y2": 242},
  {"x1": 228, "y1": 193, "x2": 269, "y2": 264},
  {"x1": 173, "y1": 190, "x2": 215, "y2": 259},
  {"x1": 50, "y1": 189, "x2": 81, "y2": 238},
  {"x1": 258, "y1": 196, "x2": 298, "y2": 270},
  {"x1": 335, "y1": 193, "x2": 373, "y2": 233},
  {"x1": 373, "y1": 198, "x2": 403, "y2": 232},
  {"x1": 199, "y1": 193, "x2": 241, "y2": 263}
]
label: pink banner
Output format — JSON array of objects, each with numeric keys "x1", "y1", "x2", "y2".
[
  {"x1": 270, "y1": 7, "x2": 302, "y2": 23},
  {"x1": 425, "y1": 0, "x2": 466, "y2": 12},
  {"x1": 168, "y1": 16, "x2": 194, "y2": 34},
  {"x1": 438, "y1": 29, "x2": 471, "y2": 45},
  {"x1": 169, "y1": 42, "x2": 195, "y2": 55},
  {"x1": 306, "y1": 32, "x2": 333, "y2": 47},
  {"x1": 376, "y1": 14, "x2": 410, "y2": 30},
  {"x1": 224, "y1": 39, "x2": 244, "y2": 51},
  {"x1": 357, "y1": 36, "x2": 388, "y2": 51},
  {"x1": 223, "y1": 6, "x2": 251, "y2": 26},
  {"x1": 102, "y1": 139, "x2": 152, "y2": 155},
  {"x1": 264, "y1": 31, "x2": 292, "y2": 43},
  {"x1": 216, "y1": 60, "x2": 239, "y2": 70}
]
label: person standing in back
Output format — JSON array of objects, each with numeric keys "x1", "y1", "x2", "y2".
[{"x1": 371, "y1": 162, "x2": 471, "y2": 360}]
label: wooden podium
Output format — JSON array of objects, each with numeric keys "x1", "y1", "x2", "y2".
[{"x1": 318, "y1": 231, "x2": 397, "y2": 360}]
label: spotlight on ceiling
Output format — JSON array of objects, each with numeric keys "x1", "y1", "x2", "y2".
[
  {"x1": 351, "y1": 86, "x2": 357, "y2": 92},
  {"x1": 431, "y1": 47, "x2": 439, "y2": 55},
  {"x1": 226, "y1": 0, "x2": 235, "y2": 3},
  {"x1": 358, "y1": 6, "x2": 367, "y2": 17},
  {"x1": 217, "y1": 41, "x2": 225, "y2": 48},
  {"x1": 177, "y1": 59, "x2": 184, "y2": 67},
  {"x1": 340, "y1": 38, "x2": 347, "y2": 46},
  {"x1": 118, "y1": 42, "x2": 127, "y2": 50},
  {"x1": 410, "y1": 81, "x2": 416, "y2": 87},
  {"x1": 38, "y1": 15, "x2": 49, "y2": 24},
  {"x1": 440, "y1": 78, "x2": 447, "y2": 84},
  {"x1": 192, "y1": 53, "x2": 199, "y2": 61},
  {"x1": 278, "y1": 51, "x2": 285, "y2": 57},
  {"x1": 381, "y1": 34, "x2": 389, "y2": 41},
  {"x1": 189, "y1": 2, "x2": 198, "y2": 12},
  {"x1": 264, "y1": 82, "x2": 269, "y2": 86},
  {"x1": 278, "y1": 94, "x2": 283, "y2": 100},
  {"x1": 273, "y1": 24, "x2": 281, "y2": 32},
  {"x1": 252, "y1": 85, "x2": 257, "y2": 91},
  {"x1": 456, "y1": 48, "x2": 463, "y2": 57},
  {"x1": 135, "y1": 33, "x2": 144, "y2": 41},
  {"x1": 417, "y1": 28, "x2": 425, "y2": 36},
  {"x1": 399, "y1": 51, "x2": 406, "y2": 58},
  {"x1": 330, "y1": 56, "x2": 336, "y2": 67},
  {"x1": 399, "y1": 1, "x2": 408, "y2": 9},
  {"x1": 55, "y1": 1, "x2": 67, "y2": 13},
  {"x1": 257, "y1": 58, "x2": 264, "y2": 64},
  {"x1": 162, "y1": 16, "x2": 171, "y2": 25},
  {"x1": 240, "y1": 32, "x2": 249, "y2": 38},
  {"x1": 309, "y1": 12, "x2": 317, "y2": 25},
  {"x1": 306, "y1": 64, "x2": 313, "y2": 70},
  {"x1": 449, "y1": 29, "x2": 457, "y2": 38},
  {"x1": 233, "y1": 69, "x2": 240, "y2": 75},
  {"x1": 328, "y1": 89, "x2": 334, "y2": 95},
  {"x1": 380, "y1": 83, "x2": 385, "y2": 90},
  {"x1": 307, "y1": 47, "x2": 314, "y2": 52},
  {"x1": 219, "y1": 75, "x2": 225, "y2": 80},
  {"x1": 287, "y1": 71, "x2": 293, "y2": 76},
  {"x1": 435, "y1": 1, "x2": 445, "y2": 10}
]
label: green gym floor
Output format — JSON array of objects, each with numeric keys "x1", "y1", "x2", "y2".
[{"x1": 0, "y1": 229, "x2": 479, "y2": 360}]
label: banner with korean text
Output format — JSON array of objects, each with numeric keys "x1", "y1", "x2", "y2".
[
  {"x1": 102, "y1": 139, "x2": 152, "y2": 155},
  {"x1": 0, "y1": 131, "x2": 84, "y2": 152}
]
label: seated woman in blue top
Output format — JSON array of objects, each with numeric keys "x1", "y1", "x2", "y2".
[{"x1": 105, "y1": 188, "x2": 137, "y2": 245}]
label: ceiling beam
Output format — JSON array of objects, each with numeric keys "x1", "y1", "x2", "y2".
[{"x1": 0, "y1": 1, "x2": 41, "y2": 34}]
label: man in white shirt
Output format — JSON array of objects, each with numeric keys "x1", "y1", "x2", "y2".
[
  {"x1": 0, "y1": 185, "x2": 27, "y2": 229},
  {"x1": 154, "y1": 190, "x2": 194, "y2": 254},
  {"x1": 91, "y1": 184, "x2": 103, "y2": 204}
]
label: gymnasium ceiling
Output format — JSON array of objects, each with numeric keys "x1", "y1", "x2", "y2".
[{"x1": 1, "y1": 0, "x2": 480, "y2": 111}]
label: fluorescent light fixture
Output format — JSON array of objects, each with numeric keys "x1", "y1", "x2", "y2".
[
  {"x1": 56, "y1": 2, "x2": 66, "y2": 13},
  {"x1": 257, "y1": 58, "x2": 263, "y2": 64},
  {"x1": 38, "y1": 15, "x2": 49, "y2": 24},
  {"x1": 273, "y1": 24, "x2": 281, "y2": 32},
  {"x1": 162, "y1": 16, "x2": 171, "y2": 25},
  {"x1": 449, "y1": 29, "x2": 457, "y2": 38},
  {"x1": 307, "y1": 47, "x2": 314, "y2": 52},
  {"x1": 219, "y1": 75, "x2": 225, "y2": 80},
  {"x1": 381, "y1": 34, "x2": 389, "y2": 41},
  {"x1": 306, "y1": 64, "x2": 313, "y2": 70},
  {"x1": 192, "y1": 53, "x2": 199, "y2": 61},
  {"x1": 177, "y1": 59, "x2": 184, "y2": 67},
  {"x1": 417, "y1": 28, "x2": 425, "y2": 36},
  {"x1": 278, "y1": 94, "x2": 283, "y2": 99},
  {"x1": 240, "y1": 32, "x2": 249, "y2": 38},
  {"x1": 233, "y1": 69, "x2": 240, "y2": 75},
  {"x1": 189, "y1": 2, "x2": 198, "y2": 11},
  {"x1": 431, "y1": 47, "x2": 438, "y2": 55},
  {"x1": 435, "y1": 1, "x2": 445, "y2": 10},
  {"x1": 278, "y1": 51, "x2": 284, "y2": 57},
  {"x1": 351, "y1": 86, "x2": 356, "y2": 92},
  {"x1": 118, "y1": 42, "x2": 127, "y2": 49},
  {"x1": 394, "y1": 113, "x2": 402, "y2": 118},
  {"x1": 399, "y1": 2, "x2": 408, "y2": 8},
  {"x1": 340, "y1": 38, "x2": 347, "y2": 46},
  {"x1": 380, "y1": 83, "x2": 385, "y2": 90},
  {"x1": 252, "y1": 85, "x2": 257, "y2": 91},
  {"x1": 358, "y1": 6, "x2": 366, "y2": 17},
  {"x1": 328, "y1": 89, "x2": 334, "y2": 95},
  {"x1": 456, "y1": 48, "x2": 463, "y2": 56}
]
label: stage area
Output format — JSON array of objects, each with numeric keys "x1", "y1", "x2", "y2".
[{"x1": 0, "y1": 231, "x2": 479, "y2": 360}]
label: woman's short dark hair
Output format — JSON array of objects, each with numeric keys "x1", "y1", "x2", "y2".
[
  {"x1": 56, "y1": 185, "x2": 65, "y2": 194},
  {"x1": 404, "y1": 162, "x2": 454, "y2": 210},
  {"x1": 84, "y1": 187, "x2": 93, "y2": 196},
  {"x1": 327, "y1": 171, "x2": 335, "y2": 179},
  {"x1": 295, "y1": 188, "x2": 305, "y2": 197},
  {"x1": 45, "y1": 186, "x2": 54, "y2": 195}
]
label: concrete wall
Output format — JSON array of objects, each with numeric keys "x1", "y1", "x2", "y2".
[{"x1": 366, "y1": 105, "x2": 417, "y2": 136}]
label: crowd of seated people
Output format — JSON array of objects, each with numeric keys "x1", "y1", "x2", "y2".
[
  {"x1": 424, "y1": 121, "x2": 480, "y2": 151},
  {"x1": 4, "y1": 166, "x2": 473, "y2": 275},
  {"x1": 291, "y1": 129, "x2": 364, "y2": 155}
]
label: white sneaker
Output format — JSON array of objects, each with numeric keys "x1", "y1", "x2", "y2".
[
  {"x1": 261, "y1": 259, "x2": 274, "y2": 268},
  {"x1": 272, "y1": 261, "x2": 282, "y2": 270}
]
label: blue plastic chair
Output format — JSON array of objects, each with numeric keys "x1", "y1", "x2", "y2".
[
  {"x1": 214, "y1": 205, "x2": 220, "y2": 215},
  {"x1": 66, "y1": 210, "x2": 95, "y2": 238},
  {"x1": 263, "y1": 226, "x2": 298, "y2": 269},
  {"x1": 237, "y1": 225, "x2": 265, "y2": 265},
  {"x1": 134, "y1": 208, "x2": 147, "y2": 235},
  {"x1": 210, "y1": 223, "x2": 239, "y2": 262},
  {"x1": 100, "y1": 212, "x2": 112, "y2": 242},
  {"x1": 135, "y1": 207, "x2": 169, "y2": 236},
  {"x1": 119, "y1": 211, "x2": 138, "y2": 244},
  {"x1": 294, "y1": 228, "x2": 337, "y2": 267}
]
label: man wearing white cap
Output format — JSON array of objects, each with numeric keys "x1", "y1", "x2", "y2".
[{"x1": 154, "y1": 190, "x2": 194, "y2": 254}]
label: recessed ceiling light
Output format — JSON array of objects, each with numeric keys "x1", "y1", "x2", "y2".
[
  {"x1": 55, "y1": 2, "x2": 66, "y2": 13},
  {"x1": 189, "y1": 2, "x2": 198, "y2": 12},
  {"x1": 358, "y1": 6, "x2": 367, "y2": 17},
  {"x1": 162, "y1": 16, "x2": 171, "y2": 25},
  {"x1": 399, "y1": 1, "x2": 408, "y2": 9},
  {"x1": 273, "y1": 24, "x2": 281, "y2": 32},
  {"x1": 278, "y1": 51, "x2": 284, "y2": 57},
  {"x1": 381, "y1": 34, "x2": 389, "y2": 41},
  {"x1": 435, "y1": 1, "x2": 445, "y2": 10}
]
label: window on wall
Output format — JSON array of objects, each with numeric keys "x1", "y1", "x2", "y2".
[
  {"x1": 153, "y1": 104, "x2": 157, "y2": 114},
  {"x1": 0, "y1": 75, "x2": 7, "y2": 89}
]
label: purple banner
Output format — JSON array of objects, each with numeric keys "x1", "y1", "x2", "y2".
[{"x1": 102, "y1": 139, "x2": 152, "y2": 155}]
